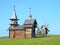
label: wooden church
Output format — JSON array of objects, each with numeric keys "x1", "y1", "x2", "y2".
[{"x1": 8, "y1": 7, "x2": 37, "y2": 38}]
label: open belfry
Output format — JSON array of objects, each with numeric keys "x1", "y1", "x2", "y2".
[{"x1": 8, "y1": 6, "x2": 37, "y2": 38}]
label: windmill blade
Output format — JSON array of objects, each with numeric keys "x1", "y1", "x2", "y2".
[{"x1": 45, "y1": 24, "x2": 50, "y2": 29}]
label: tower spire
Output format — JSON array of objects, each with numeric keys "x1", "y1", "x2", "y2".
[
  {"x1": 11, "y1": 5, "x2": 17, "y2": 19},
  {"x1": 14, "y1": 5, "x2": 15, "y2": 13},
  {"x1": 29, "y1": 8, "x2": 32, "y2": 20},
  {"x1": 10, "y1": 6, "x2": 18, "y2": 26}
]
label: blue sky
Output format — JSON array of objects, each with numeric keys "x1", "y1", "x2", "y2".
[{"x1": 0, "y1": 0, "x2": 60, "y2": 36}]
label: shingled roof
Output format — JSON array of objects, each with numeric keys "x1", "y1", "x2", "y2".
[
  {"x1": 8, "y1": 26, "x2": 15, "y2": 30},
  {"x1": 23, "y1": 24, "x2": 33, "y2": 27},
  {"x1": 24, "y1": 19, "x2": 36, "y2": 25},
  {"x1": 8, "y1": 25, "x2": 24, "y2": 30},
  {"x1": 14, "y1": 25, "x2": 24, "y2": 30},
  {"x1": 23, "y1": 18, "x2": 37, "y2": 27}
]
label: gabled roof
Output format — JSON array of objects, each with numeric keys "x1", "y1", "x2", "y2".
[
  {"x1": 24, "y1": 19, "x2": 36, "y2": 25},
  {"x1": 23, "y1": 18, "x2": 37, "y2": 27}
]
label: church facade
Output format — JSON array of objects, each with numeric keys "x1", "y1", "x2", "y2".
[{"x1": 8, "y1": 7, "x2": 37, "y2": 38}]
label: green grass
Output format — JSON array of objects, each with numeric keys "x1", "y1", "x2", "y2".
[{"x1": 0, "y1": 35, "x2": 60, "y2": 45}]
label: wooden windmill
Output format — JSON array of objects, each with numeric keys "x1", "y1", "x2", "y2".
[{"x1": 40, "y1": 24, "x2": 50, "y2": 36}]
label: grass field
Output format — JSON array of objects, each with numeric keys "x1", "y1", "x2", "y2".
[{"x1": 0, "y1": 35, "x2": 60, "y2": 45}]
